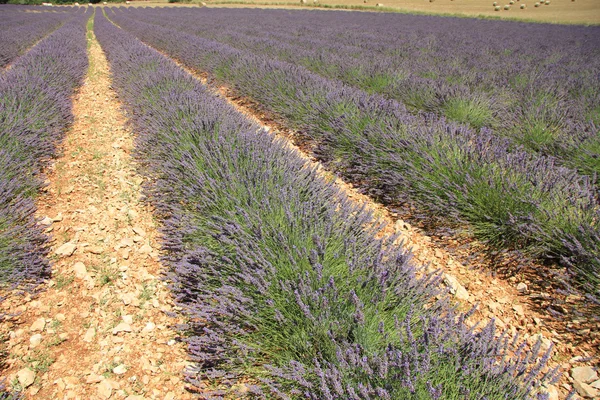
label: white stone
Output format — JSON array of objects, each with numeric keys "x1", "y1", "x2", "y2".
[
  {"x1": 73, "y1": 262, "x2": 87, "y2": 279},
  {"x1": 516, "y1": 282, "x2": 528, "y2": 293},
  {"x1": 113, "y1": 364, "x2": 127, "y2": 375},
  {"x1": 572, "y1": 366, "x2": 598, "y2": 384},
  {"x1": 40, "y1": 216, "x2": 54, "y2": 226},
  {"x1": 97, "y1": 380, "x2": 113, "y2": 399},
  {"x1": 83, "y1": 327, "x2": 96, "y2": 342},
  {"x1": 17, "y1": 368, "x2": 36, "y2": 388},
  {"x1": 30, "y1": 334, "x2": 43, "y2": 348},
  {"x1": 30, "y1": 318, "x2": 46, "y2": 332},
  {"x1": 543, "y1": 384, "x2": 559, "y2": 400},
  {"x1": 513, "y1": 305, "x2": 525, "y2": 316},
  {"x1": 139, "y1": 244, "x2": 152, "y2": 254},
  {"x1": 443, "y1": 274, "x2": 469, "y2": 300},
  {"x1": 112, "y1": 323, "x2": 132, "y2": 335},
  {"x1": 142, "y1": 322, "x2": 155, "y2": 333},
  {"x1": 574, "y1": 380, "x2": 598, "y2": 398},
  {"x1": 55, "y1": 242, "x2": 77, "y2": 257}
]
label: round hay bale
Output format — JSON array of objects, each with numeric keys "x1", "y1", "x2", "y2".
[
  {"x1": 493, "y1": 1, "x2": 497, "y2": 5},
  {"x1": 545, "y1": 0, "x2": 549, "y2": 4},
  {"x1": 509, "y1": 1, "x2": 514, "y2": 4},
  {"x1": 520, "y1": 3, "x2": 525, "y2": 7},
  {"x1": 504, "y1": 4, "x2": 510, "y2": 9},
  {"x1": 495, "y1": 5, "x2": 501, "y2": 10},
  {"x1": 534, "y1": 2, "x2": 540, "y2": 6}
]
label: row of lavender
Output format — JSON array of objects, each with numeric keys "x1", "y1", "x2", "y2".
[
  {"x1": 116, "y1": 7, "x2": 600, "y2": 179},
  {"x1": 107, "y1": 8, "x2": 600, "y2": 295},
  {"x1": 94, "y1": 10, "x2": 557, "y2": 399},
  {"x1": 0, "y1": 9, "x2": 89, "y2": 286},
  {"x1": 0, "y1": 8, "x2": 79, "y2": 68}
]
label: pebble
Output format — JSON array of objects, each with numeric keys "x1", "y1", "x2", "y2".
[
  {"x1": 73, "y1": 262, "x2": 87, "y2": 279},
  {"x1": 112, "y1": 323, "x2": 132, "y2": 335},
  {"x1": 85, "y1": 374, "x2": 103, "y2": 384},
  {"x1": 30, "y1": 333, "x2": 43, "y2": 348},
  {"x1": 120, "y1": 237, "x2": 134, "y2": 247},
  {"x1": 97, "y1": 380, "x2": 113, "y2": 399},
  {"x1": 513, "y1": 305, "x2": 524, "y2": 316},
  {"x1": 30, "y1": 317, "x2": 46, "y2": 332},
  {"x1": 40, "y1": 216, "x2": 54, "y2": 226},
  {"x1": 516, "y1": 282, "x2": 528, "y2": 293},
  {"x1": 17, "y1": 368, "x2": 36, "y2": 388},
  {"x1": 113, "y1": 364, "x2": 127, "y2": 375},
  {"x1": 443, "y1": 273, "x2": 469, "y2": 301},
  {"x1": 139, "y1": 244, "x2": 152, "y2": 254},
  {"x1": 56, "y1": 242, "x2": 77, "y2": 257},
  {"x1": 572, "y1": 366, "x2": 598, "y2": 384},
  {"x1": 88, "y1": 246, "x2": 103, "y2": 254},
  {"x1": 83, "y1": 327, "x2": 96, "y2": 342},
  {"x1": 121, "y1": 292, "x2": 136, "y2": 305},
  {"x1": 574, "y1": 380, "x2": 598, "y2": 398}
]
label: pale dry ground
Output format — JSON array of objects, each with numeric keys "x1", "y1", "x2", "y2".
[
  {"x1": 106, "y1": 0, "x2": 600, "y2": 25},
  {"x1": 0, "y1": 23, "x2": 192, "y2": 400}
]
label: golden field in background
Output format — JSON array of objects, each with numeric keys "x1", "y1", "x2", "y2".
[{"x1": 122, "y1": 0, "x2": 600, "y2": 25}]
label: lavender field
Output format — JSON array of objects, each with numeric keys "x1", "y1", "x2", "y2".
[
  {"x1": 108, "y1": 7, "x2": 600, "y2": 296},
  {"x1": 94, "y1": 9, "x2": 560, "y2": 399},
  {"x1": 1, "y1": 4, "x2": 598, "y2": 399}
]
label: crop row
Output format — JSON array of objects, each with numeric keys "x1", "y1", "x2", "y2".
[
  {"x1": 95, "y1": 10, "x2": 557, "y2": 399},
  {"x1": 118, "y1": 7, "x2": 600, "y2": 179},
  {"x1": 0, "y1": 9, "x2": 90, "y2": 286},
  {"x1": 0, "y1": 9, "x2": 77, "y2": 68},
  {"x1": 107, "y1": 9, "x2": 600, "y2": 295}
]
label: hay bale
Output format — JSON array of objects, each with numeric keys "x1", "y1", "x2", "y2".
[
  {"x1": 495, "y1": 5, "x2": 501, "y2": 10},
  {"x1": 493, "y1": 1, "x2": 497, "y2": 5},
  {"x1": 520, "y1": 3, "x2": 525, "y2": 7},
  {"x1": 504, "y1": 4, "x2": 510, "y2": 9}
]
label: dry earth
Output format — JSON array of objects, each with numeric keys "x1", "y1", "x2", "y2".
[{"x1": 0, "y1": 25, "x2": 192, "y2": 400}]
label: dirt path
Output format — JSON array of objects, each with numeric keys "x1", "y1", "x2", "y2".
[{"x1": 0, "y1": 19, "x2": 192, "y2": 400}]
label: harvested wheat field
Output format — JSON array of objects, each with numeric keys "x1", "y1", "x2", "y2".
[{"x1": 0, "y1": 3, "x2": 599, "y2": 400}]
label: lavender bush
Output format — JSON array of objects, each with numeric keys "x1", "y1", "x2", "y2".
[
  {"x1": 0, "y1": 9, "x2": 90, "y2": 286},
  {"x1": 0, "y1": 8, "x2": 75, "y2": 68},
  {"x1": 96, "y1": 11, "x2": 558, "y2": 399},
  {"x1": 116, "y1": 7, "x2": 600, "y2": 179},
  {"x1": 107, "y1": 9, "x2": 600, "y2": 295}
]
